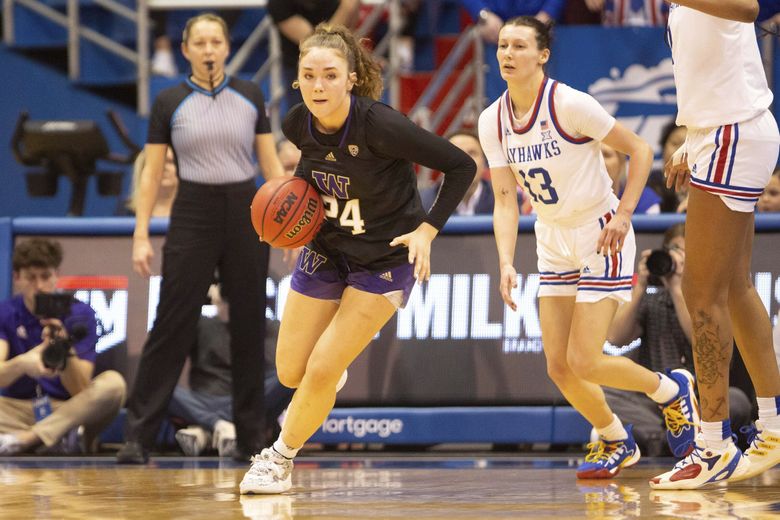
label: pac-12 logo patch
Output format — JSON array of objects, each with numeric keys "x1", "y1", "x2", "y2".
[{"x1": 348, "y1": 145, "x2": 359, "y2": 157}]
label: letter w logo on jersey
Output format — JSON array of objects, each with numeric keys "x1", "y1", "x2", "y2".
[
  {"x1": 311, "y1": 170, "x2": 351, "y2": 199},
  {"x1": 297, "y1": 247, "x2": 327, "y2": 274}
]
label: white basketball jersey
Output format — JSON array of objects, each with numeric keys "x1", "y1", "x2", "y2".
[
  {"x1": 479, "y1": 78, "x2": 617, "y2": 227},
  {"x1": 668, "y1": 4, "x2": 772, "y2": 128}
]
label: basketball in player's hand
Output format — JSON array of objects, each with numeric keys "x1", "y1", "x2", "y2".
[{"x1": 250, "y1": 177, "x2": 325, "y2": 248}]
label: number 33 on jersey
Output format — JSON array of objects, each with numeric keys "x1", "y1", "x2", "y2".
[{"x1": 479, "y1": 77, "x2": 620, "y2": 226}]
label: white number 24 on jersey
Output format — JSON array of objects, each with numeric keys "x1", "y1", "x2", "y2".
[{"x1": 322, "y1": 195, "x2": 366, "y2": 235}]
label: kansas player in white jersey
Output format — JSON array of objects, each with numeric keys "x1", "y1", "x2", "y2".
[
  {"x1": 478, "y1": 16, "x2": 700, "y2": 480},
  {"x1": 651, "y1": 0, "x2": 780, "y2": 490}
]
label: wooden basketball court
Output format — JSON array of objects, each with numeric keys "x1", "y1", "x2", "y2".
[{"x1": 0, "y1": 455, "x2": 779, "y2": 519}]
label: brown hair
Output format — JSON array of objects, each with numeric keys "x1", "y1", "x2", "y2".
[
  {"x1": 182, "y1": 13, "x2": 230, "y2": 44},
  {"x1": 502, "y1": 16, "x2": 554, "y2": 50},
  {"x1": 663, "y1": 222, "x2": 685, "y2": 248},
  {"x1": 299, "y1": 23, "x2": 383, "y2": 100},
  {"x1": 13, "y1": 238, "x2": 63, "y2": 272}
]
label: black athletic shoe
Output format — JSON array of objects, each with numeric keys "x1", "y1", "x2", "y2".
[{"x1": 116, "y1": 441, "x2": 149, "y2": 464}]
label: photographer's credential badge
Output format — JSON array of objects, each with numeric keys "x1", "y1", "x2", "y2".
[{"x1": 33, "y1": 385, "x2": 52, "y2": 422}]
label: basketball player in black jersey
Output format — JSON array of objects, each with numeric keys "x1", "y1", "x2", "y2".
[{"x1": 239, "y1": 24, "x2": 476, "y2": 494}]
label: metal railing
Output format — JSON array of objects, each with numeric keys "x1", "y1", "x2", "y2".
[
  {"x1": 3, "y1": 0, "x2": 405, "y2": 133},
  {"x1": 407, "y1": 25, "x2": 485, "y2": 187},
  {"x1": 3, "y1": 0, "x2": 143, "y2": 82},
  {"x1": 408, "y1": 25, "x2": 485, "y2": 136}
]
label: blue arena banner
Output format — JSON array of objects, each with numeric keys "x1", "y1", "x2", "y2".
[
  {"x1": 307, "y1": 407, "x2": 591, "y2": 445},
  {"x1": 548, "y1": 27, "x2": 676, "y2": 167}
]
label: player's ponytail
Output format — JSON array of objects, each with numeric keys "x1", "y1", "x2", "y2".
[{"x1": 299, "y1": 23, "x2": 384, "y2": 101}]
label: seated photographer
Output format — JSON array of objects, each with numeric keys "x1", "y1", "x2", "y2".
[
  {"x1": 0, "y1": 238, "x2": 126, "y2": 454},
  {"x1": 605, "y1": 223, "x2": 752, "y2": 456}
]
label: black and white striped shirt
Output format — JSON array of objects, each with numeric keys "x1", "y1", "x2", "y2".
[{"x1": 147, "y1": 76, "x2": 271, "y2": 184}]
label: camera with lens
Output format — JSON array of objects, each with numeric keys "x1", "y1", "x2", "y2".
[
  {"x1": 33, "y1": 293, "x2": 86, "y2": 371},
  {"x1": 646, "y1": 248, "x2": 676, "y2": 285},
  {"x1": 41, "y1": 327, "x2": 79, "y2": 371},
  {"x1": 34, "y1": 293, "x2": 73, "y2": 319}
]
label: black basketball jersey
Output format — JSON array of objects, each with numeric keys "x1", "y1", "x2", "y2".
[{"x1": 283, "y1": 96, "x2": 475, "y2": 271}]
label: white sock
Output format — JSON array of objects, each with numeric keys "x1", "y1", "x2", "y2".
[
  {"x1": 596, "y1": 414, "x2": 628, "y2": 442},
  {"x1": 647, "y1": 372, "x2": 679, "y2": 404},
  {"x1": 757, "y1": 396, "x2": 780, "y2": 432},
  {"x1": 700, "y1": 420, "x2": 732, "y2": 450},
  {"x1": 272, "y1": 437, "x2": 299, "y2": 460}
]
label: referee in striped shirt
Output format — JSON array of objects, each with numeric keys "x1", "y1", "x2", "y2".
[{"x1": 117, "y1": 13, "x2": 285, "y2": 464}]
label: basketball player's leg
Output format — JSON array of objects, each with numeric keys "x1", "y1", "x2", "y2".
[
  {"x1": 728, "y1": 213, "x2": 780, "y2": 397},
  {"x1": 724, "y1": 204, "x2": 780, "y2": 481},
  {"x1": 650, "y1": 118, "x2": 780, "y2": 487},
  {"x1": 569, "y1": 295, "x2": 699, "y2": 459},
  {"x1": 566, "y1": 298, "x2": 659, "y2": 394},
  {"x1": 683, "y1": 189, "x2": 744, "y2": 421},
  {"x1": 573, "y1": 216, "x2": 695, "y2": 455},
  {"x1": 539, "y1": 296, "x2": 612, "y2": 429},
  {"x1": 240, "y1": 287, "x2": 396, "y2": 494},
  {"x1": 650, "y1": 189, "x2": 752, "y2": 489},
  {"x1": 540, "y1": 297, "x2": 641, "y2": 478},
  {"x1": 274, "y1": 289, "x2": 339, "y2": 390},
  {"x1": 279, "y1": 287, "x2": 396, "y2": 448}
]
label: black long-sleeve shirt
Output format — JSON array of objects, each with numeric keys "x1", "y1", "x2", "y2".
[{"x1": 283, "y1": 96, "x2": 476, "y2": 269}]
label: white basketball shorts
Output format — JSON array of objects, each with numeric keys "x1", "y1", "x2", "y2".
[
  {"x1": 687, "y1": 109, "x2": 780, "y2": 212},
  {"x1": 536, "y1": 210, "x2": 635, "y2": 303}
]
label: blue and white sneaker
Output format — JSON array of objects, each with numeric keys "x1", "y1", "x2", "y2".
[
  {"x1": 577, "y1": 424, "x2": 641, "y2": 479},
  {"x1": 662, "y1": 369, "x2": 700, "y2": 458},
  {"x1": 649, "y1": 434, "x2": 749, "y2": 489}
]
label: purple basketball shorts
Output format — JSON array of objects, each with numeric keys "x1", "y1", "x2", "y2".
[{"x1": 290, "y1": 247, "x2": 416, "y2": 308}]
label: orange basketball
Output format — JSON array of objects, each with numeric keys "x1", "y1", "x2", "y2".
[{"x1": 250, "y1": 177, "x2": 325, "y2": 248}]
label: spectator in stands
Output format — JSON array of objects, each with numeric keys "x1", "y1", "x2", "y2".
[
  {"x1": 651, "y1": 119, "x2": 688, "y2": 213},
  {"x1": 583, "y1": 0, "x2": 669, "y2": 26},
  {"x1": 0, "y1": 238, "x2": 126, "y2": 454},
  {"x1": 126, "y1": 147, "x2": 178, "y2": 217},
  {"x1": 267, "y1": 0, "x2": 360, "y2": 113},
  {"x1": 419, "y1": 129, "x2": 495, "y2": 215},
  {"x1": 170, "y1": 283, "x2": 294, "y2": 457},
  {"x1": 462, "y1": 1, "x2": 565, "y2": 43},
  {"x1": 606, "y1": 224, "x2": 752, "y2": 456},
  {"x1": 419, "y1": 128, "x2": 531, "y2": 215},
  {"x1": 151, "y1": 12, "x2": 180, "y2": 78},
  {"x1": 602, "y1": 143, "x2": 661, "y2": 214},
  {"x1": 757, "y1": 167, "x2": 780, "y2": 212},
  {"x1": 276, "y1": 138, "x2": 302, "y2": 177}
]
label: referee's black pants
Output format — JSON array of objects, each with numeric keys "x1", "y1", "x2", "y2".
[{"x1": 126, "y1": 179, "x2": 267, "y2": 454}]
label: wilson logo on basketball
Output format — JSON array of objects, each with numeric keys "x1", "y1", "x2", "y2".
[
  {"x1": 251, "y1": 176, "x2": 325, "y2": 248},
  {"x1": 273, "y1": 192, "x2": 299, "y2": 224},
  {"x1": 285, "y1": 197, "x2": 320, "y2": 239}
]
